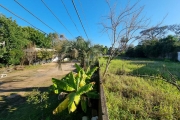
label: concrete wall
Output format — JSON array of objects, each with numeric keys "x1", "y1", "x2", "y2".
[{"x1": 98, "y1": 63, "x2": 109, "y2": 120}]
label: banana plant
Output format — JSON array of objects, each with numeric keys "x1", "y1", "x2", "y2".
[{"x1": 51, "y1": 63, "x2": 98, "y2": 114}]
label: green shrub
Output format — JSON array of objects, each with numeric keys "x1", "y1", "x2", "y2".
[{"x1": 100, "y1": 58, "x2": 180, "y2": 119}]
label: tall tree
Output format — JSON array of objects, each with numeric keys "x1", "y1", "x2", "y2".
[
  {"x1": 101, "y1": 0, "x2": 148, "y2": 77},
  {"x1": 0, "y1": 14, "x2": 29, "y2": 65},
  {"x1": 139, "y1": 26, "x2": 168, "y2": 40},
  {"x1": 47, "y1": 33, "x2": 59, "y2": 48},
  {"x1": 168, "y1": 24, "x2": 180, "y2": 37},
  {"x1": 22, "y1": 27, "x2": 52, "y2": 48},
  {"x1": 0, "y1": 14, "x2": 55, "y2": 65},
  {"x1": 125, "y1": 35, "x2": 180, "y2": 60}
]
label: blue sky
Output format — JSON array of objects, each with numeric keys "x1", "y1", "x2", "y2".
[{"x1": 0, "y1": 0, "x2": 180, "y2": 47}]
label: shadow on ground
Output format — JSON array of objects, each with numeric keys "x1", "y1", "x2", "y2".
[
  {"x1": 0, "y1": 87, "x2": 49, "y2": 120},
  {"x1": 0, "y1": 86, "x2": 85, "y2": 120}
]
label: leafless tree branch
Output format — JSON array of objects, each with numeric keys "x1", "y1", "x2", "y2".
[{"x1": 101, "y1": 0, "x2": 149, "y2": 77}]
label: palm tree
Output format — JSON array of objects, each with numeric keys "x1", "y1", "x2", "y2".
[
  {"x1": 86, "y1": 46, "x2": 102, "y2": 67},
  {"x1": 57, "y1": 40, "x2": 73, "y2": 70},
  {"x1": 74, "y1": 36, "x2": 92, "y2": 68},
  {"x1": 57, "y1": 36, "x2": 102, "y2": 70}
]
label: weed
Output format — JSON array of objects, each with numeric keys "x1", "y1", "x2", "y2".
[
  {"x1": 26, "y1": 89, "x2": 49, "y2": 119},
  {"x1": 100, "y1": 58, "x2": 180, "y2": 119}
]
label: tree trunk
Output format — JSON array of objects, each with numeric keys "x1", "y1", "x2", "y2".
[
  {"x1": 58, "y1": 60, "x2": 62, "y2": 71},
  {"x1": 102, "y1": 57, "x2": 112, "y2": 78}
]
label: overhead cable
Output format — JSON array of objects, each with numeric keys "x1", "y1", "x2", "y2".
[
  {"x1": 14, "y1": 0, "x2": 58, "y2": 33},
  {"x1": 71, "y1": 0, "x2": 89, "y2": 40},
  {"x1": 77, "y1": 0, "x2": 90, "y2": 34},
  {"x1": 60, "y1": 0, "x2": 81, "y2": 35},
  {"x1": 41, "y1": 0, "x2": 74, "y2": 38},
  {"x1": 0, "y1": 4, "x2": 47, "y2": 34}
]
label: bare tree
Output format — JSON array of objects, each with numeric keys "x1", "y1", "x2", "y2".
[
  {"x1": 138, "y1": 14, "x2": 168, "y2": 43},
  {"x1": 139, "y1": 25, "x2": 168, "y2": 41},
  {"x1": 24, "y1": 43, "x2": 36, "y2": 65},
  {"x1": 168, "y1": 24, "x2": 180, "y2": 37},
  {"x1": 101, "y1": 0, "x2": 148, "y2": 77}
]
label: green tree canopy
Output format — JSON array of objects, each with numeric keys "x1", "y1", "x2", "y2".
[
  {"x1": 0, "y1": 14, "x2": 53, "y2": 65},
  {"x1": 0, "y1": 14, "x2": 29, "y2": 65}
]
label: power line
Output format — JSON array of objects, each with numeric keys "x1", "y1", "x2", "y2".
[
  {"x1": 0, "y1": 4, "x2": 47, "y2": 34},
  {"x1": 41, "y1": 0, "x2": 74, "y2": 38},
  {"x1": 14, "y1": 0, "x2": 58, "y2": 33},
  {"x1": 60, "y1": 0, "x2": 81, "y2": 35},
  {"x1": 77, "y1": 0, "x2": 90, "y2": 34},
  {"x1": 71, "y1": 0, "x2": 89, "y2": 40}
]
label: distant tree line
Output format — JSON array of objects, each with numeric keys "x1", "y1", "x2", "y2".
[{"x1": 125, "y1": 24, "x2": 180, "y2": 61}]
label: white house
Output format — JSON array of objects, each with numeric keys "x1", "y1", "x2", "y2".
[{"x1": 34, "y1": 48, "x2": 55, "y2": 52}]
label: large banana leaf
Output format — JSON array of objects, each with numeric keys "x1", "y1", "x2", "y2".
[
  {"x1": 86, "y1": 66, "x2": 98, "y2": 79},
  {"x1": 67, "y1": 92, "x2": 81, "y2": 113},
  {"x1": 75, "y1": 63, "x2": 98, "y2": 81},
  {"x1": 85, "y1": 66, "x2": 90, "y2": 75},
  {"x1": 52, "y1": 78, "x2": 75, "y2": 93},
  {"x1": 80, "y1": 70, "x2": 87, "y2": 81},
  {"x1": 76, "y1": 82, "x2": 95, "y2": 96},
  {"x1": 75, "y1": 63, "x2": 81, "y2": 72},
  {"x1": 52, "y1": 63, "x2": 98, "y2": 114},
  {"x1": 79, "y1": 70, "x2": 87, "y2": 87},
  {"x1": 75, "y1": 73, "x2": 80, "y2": 91},
  {"x1": 67, "y1": 72, "x2": 76, "y2": 89},
  {"x1": 74, "y1": 65, "x2": 85, "y2": 88},
  {"x1": 53, "y1": 97, "x2": 69, "y2": 114}
]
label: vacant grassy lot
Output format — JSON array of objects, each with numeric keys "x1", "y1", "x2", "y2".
[{"x1": 100, "y1": 58, "x2": 180, "y2": 120}]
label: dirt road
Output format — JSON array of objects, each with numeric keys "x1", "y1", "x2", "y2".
[{"x1": 0, "y1": 62, "x2": 75, "y2": 98}]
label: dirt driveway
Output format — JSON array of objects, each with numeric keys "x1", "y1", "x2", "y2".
[{"x1": 0, "y1": 62, "x2": 75, "y2": 100}]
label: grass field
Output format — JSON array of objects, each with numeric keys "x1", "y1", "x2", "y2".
[{"x1": 100, "y1": 58, "x2": 180, "y2": 120}]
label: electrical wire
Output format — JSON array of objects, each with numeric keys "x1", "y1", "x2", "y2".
[
  {"x1": 14, "y1": 0, "x2": 58, "y2": 33},
  {"x1": 71, "y1": 0, "x2": 89, "y2": 40},
  {"x1": 0, "y1": 4, "x2": 47, "y2": 34},
  {"x1": 77, "y1": 0, "x2": 90, "y2": 34},
  {"x1": 41, "y1": 0, "x2": 74, "y2": 38},
  {"x1": 60, "y1": 0, "x2": 81, "y2": 35}
]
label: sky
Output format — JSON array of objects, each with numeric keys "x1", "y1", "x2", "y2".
[{"x1": 0, "y1": 0, "x2": 180, "y2": 47}]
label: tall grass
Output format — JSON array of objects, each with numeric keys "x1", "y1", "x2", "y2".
[{"x1": 100, "y1": 58, "x2": 180, "y2": 120}]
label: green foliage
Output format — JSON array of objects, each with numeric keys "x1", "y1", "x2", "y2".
[
  {"x1": 52, "y1": 77, "x2": 76, "y2": 92},
  {"x1": 0, "y1": 90, "x2": 85, "y2": 120},
  {"x1": 0, "y1": 14, "x2": 53, "y2": 66},
  {"x1": 26, "y1": 89, "x2": 49, "y2": 110},
  {"x1": 57, "y1": 36, "x2": 102, "y2": 69},
  {"x1": 22, "y1": 27, "x2": 52, "y2": 48},
  {"x1": 100, "y1": 58, "x2": 180, "y2": 119},
  {"x1": 51, "y1": 64, "x2": 98, "y2": 114},
  {"x1": 0, "y1": 14, "x2": 29, "y2": 65},
  {"x1": 125, "y1": 35, "x2": 180, "y2": 60}
]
